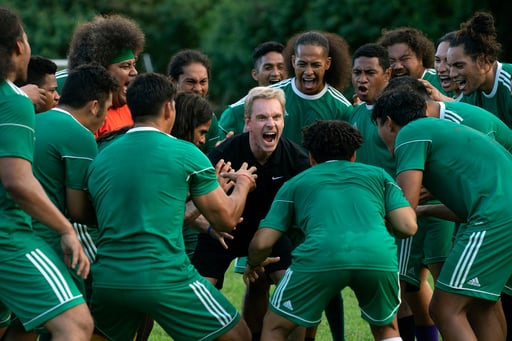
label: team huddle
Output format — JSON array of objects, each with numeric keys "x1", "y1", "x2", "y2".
[{"x1": 1, "y1": 5, "x2": 512, "y2": 341}]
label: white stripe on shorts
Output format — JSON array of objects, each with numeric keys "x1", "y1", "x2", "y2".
[
  {"x1": 189, "y1": 281, "x2": 231, "y2": 325},
  {"x1": 271, "y1": 268, "x2": 292, "y2": 308},
  {"x1": 449, "y1": 230, "x2": 486, "y2": 288},
  {"x1": 73, "y1": 223, "x2": 97, "y2": 262},
  {"x1": 26, "y1": 248, "x2": 74, "y2": 303},
  {"x1": 398, "y1": 237, "x2": 413, "y2": 276}
]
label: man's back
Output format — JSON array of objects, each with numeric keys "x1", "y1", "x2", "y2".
[
  {"x1": 88, "y1": 127, "x2": 218, "y2": 287},
  {"x1": 395, "y1": 117, "x2": 512, "y2": 222}
]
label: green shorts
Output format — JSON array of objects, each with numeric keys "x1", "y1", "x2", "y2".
[
  {"x1": 269, "y1": 268, "x2": 400, "y2": 327},
  {"x1": 398, "y1": 215, "x2": 454, "y2": 286},
  {"x1": 0, "y1": 302, "x2": 11, "y2": 328},
  {"x1": 233, "y1": 257, "x2": 247, "y2": 274},
  {"x1": 0, "y1": 243, "x2": 85, "y2": 331},
  {"x1": 436, "y1": 221, "x2": 512, "y2": 301},
  {"x1": 91, "y1": 272, "x2": 240, "y2": 341}
]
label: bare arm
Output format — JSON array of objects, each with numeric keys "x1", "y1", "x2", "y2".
[
  {"x1": 66, "y1": 188, "x2": 97, "y2": 225},
  {"x1": 192, "y1": 162, "x2": 257, "y2": 232},
  {"x1": 386, "y1": 206, "x2": 418, "y2": 239},
  {"x1": 0, "y1": 157, "x2": 89, "y2": 278},
  {"x1": 396, "y1": 170, "x2": 423, "y2": 209},
  {"x1": 245, "y1": 227, "x2": 282, "y2": 284},
  {"x1": 416, "y1": 204, "x2": 465, "y2": 223}
]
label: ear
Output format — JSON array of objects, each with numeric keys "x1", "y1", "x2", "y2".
[
  {"x1": 251, "y1": 69, "x2": 258, "y2": 81},
  {"x1": 325, "y1": 56, "x2": 332, "y2": 70},
  {"x1": 89, "y1": 100, "x2": 99, "y2": 117},
  {"x1": 384, "y1": 67, "x2": 392, "y2": 82},
  {"x1": 15, "y1": 38, "x2": 25, "y2": 56},
  {"x1": 476, "y1": 54, "x2": 492, "y2": 73},
  {"x1": 168, "y1": 75, "x2": 177, "y2": 84},
  {"x1": 291, "y1": 55, "x2": 296, "y2": 66}
]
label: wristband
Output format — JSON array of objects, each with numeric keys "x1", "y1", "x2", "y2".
[
  {"x1": 207, "y1": 226, "x2": 213, "y2": 235},
  {"x1": 236, "y1": 173, "x2": 255, "y2": 185}
]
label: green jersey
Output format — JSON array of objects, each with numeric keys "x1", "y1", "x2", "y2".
[
  {"x1": 440, "y1": 101, "x2": 512, "y2": 152},
  {"x1": 349, "y1": 103, "x2": 396, "y2": 176},
  {"x1": 0, "y1": 81, "x2": 38, "y2": 260},
  {"x1": 460, "y1": 62, "x2": 512, "y2": 128},
  {"x1": 87, "y1": 127, "x2": 219, "y2": 289},
  {"x1": 32, "y1": 108, "x2": 98, "y2": 255},
  {"x1": 260, "y1": 160, "x2": 410, "y2": 272},
  {"x1": 394, "y1": 117, "x2": 512, "y2": 224},
  {"x1": 218, "y1": 78, "x2": 353, "y2": 145}
]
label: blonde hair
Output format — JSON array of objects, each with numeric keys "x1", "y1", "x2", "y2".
[{"x1": 244, "y1": 86, "x2": 285, "y2": 118}]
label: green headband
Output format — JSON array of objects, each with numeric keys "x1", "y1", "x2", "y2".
[{"x1": 110, "y1": 48, "x2": 135, "y2": 64}]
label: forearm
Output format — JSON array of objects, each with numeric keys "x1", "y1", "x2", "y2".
[
  {"x1": 248, "y1": 240, "x2": 272, "y2": 267},
  {"x1": 9, "y1": 176, "x2": 75, "y2": 235},
  {"x1": 184, "y1": 200, "x2": 203, "y2": 226},
  {"x1": 416, "y1": 204, "x2": 465, "y2": 222}
]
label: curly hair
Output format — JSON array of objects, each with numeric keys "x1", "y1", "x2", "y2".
[
  {"x1": 283, "y1": 31, "x2": 351, "y2": 92},
  {"x1": 451, "y1": 12, "x2": 501, "y2": 64},
  {"x1": 0, "y1": 7, "x2": 24, "y2": 81},
  {"x1": 302, "y1": 120, "x2": 363, "y2": 163},
  {"x1": 167, "y1": 49, "x2": 211, "y2": 80},
  {"x1": 171, "y1": 92, "x2": 213, "y2": 143},
  {"x1": 68, "y1": 14, "x2": 145, "y2": 70},
  {"x1": 377, "y1": 27, "x2": 435, "y2": 68},
  {"x1": 372, "y1": 88, "x2": 427, "y2": 127}
]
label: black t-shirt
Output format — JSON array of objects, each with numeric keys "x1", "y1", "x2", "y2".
[{"x1": 208, "y1": 132, "x2": 310, "y2": 247}]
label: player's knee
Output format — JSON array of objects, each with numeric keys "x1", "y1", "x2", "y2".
[{"x1": 217, "y1": 319, "x2": 251, "y2": 341}]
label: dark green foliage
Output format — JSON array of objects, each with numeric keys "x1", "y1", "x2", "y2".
[{"x1": 5, "y1": 0, "x2": 508, "y2": 111}]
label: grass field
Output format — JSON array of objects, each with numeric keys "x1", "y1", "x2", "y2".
[{"x1": 148, "y1": 262, "x2": 374, "y2": 340}]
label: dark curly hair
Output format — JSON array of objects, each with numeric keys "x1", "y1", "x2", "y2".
[
  {"x1": 372, "y1": 88, "x2": 427, "y2": 127},
  {"x1": 450, "y1": 12, "x2": 501, "y2": 64},
  {"x1": 171, "y1": 92, "x2": 213, "y2": 143},
  {"x1": 283, "y1": 31, "x2": 351, "y2": 92},
  {"x1": 377, "y1": 27, "x2": 435, "y2": 68},
  {"x1": 302, "y1": 120, "x2": 363, "y2": 163},
  {"x1": 0, "y1": 7, "x2": 24, "y2": 81},
  {"x1": 68, "y1": 14, "x2": 145, "y2": 70}
]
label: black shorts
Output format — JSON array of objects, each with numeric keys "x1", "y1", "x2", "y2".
[{"x1": 192, "y1": 232, "x2": 293, "y2": 289}]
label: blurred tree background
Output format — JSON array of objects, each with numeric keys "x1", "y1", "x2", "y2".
[{"x1": 5, "y1": 0, "x2": 511, "y2": 112}]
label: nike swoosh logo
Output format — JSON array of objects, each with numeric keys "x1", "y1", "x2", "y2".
[{"x1": 272, "y1": 176, "x2": 284, "y2": 181}]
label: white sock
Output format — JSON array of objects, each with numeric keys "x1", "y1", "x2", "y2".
[{"x1": 381, "y1": 337, "x2": 402, "y2": 341}]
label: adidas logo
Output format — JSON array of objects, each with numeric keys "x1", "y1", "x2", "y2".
[
  {"x1": 282, "y1": 300, "x2": 293, "y2": 311},
  {"x1": 467, "y1": 277, "x2": 480, "y2": 287}
]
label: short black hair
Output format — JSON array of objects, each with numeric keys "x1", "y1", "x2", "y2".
[
  {"x1": 384, "y1": 76, "x2": 430, "y2": 100},
  {"x1": 24, "y1": 56, "x2": 57, "y2": 87},
  {"x1": 372, "y1": 88, "x2": 427, "y2": 127},
  {"x1": 127, "y1": 73, "x2": 176, "y2": 121},
  {"x1": 352, "y1": 43, "x2": 390, "y2": 70},
  {"x1": 252, "y1": 41, "x2": 284, "y2": 68},
  {"x1": 59, "y1": 63, "x2": 118, "y2": 109},
  {"x1": 302, "y1": 120, "x2": 363, "y2": 163}
]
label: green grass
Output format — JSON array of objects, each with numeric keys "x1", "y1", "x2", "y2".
[{"x1": 148, "y1": 262, "x2": 374, "y2": 340}]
